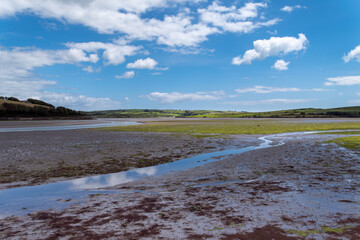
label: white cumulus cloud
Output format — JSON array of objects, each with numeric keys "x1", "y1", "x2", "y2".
[
  {"x1": 325, "y1": 76, "x2": 360, "y2": 86},
  {"x1": 232, "y1": 34, "x2": 308, "y2": 65},
  {"x1": 127, "y1": 58, "x2": 158, "y2": 70},
  {"x1": 272, "y1": 59, "x2": 289, "y2": 71},
  {"x1": 0, "y1": 1, "x2": 280, "y2": 48},
  {"x1": 343, "y1": 45, "x2": 360, "y2": 63},
  {"x1": 65, "y1": 41, "x2": 141, "y2": 65},
  {"x1": 144, "y1": 91, "x2": 225, "y2": 103},
  {"x1": 199, "y1": 2, "x2": 280, "y2": 33},
  {"x1": 0, "y1": 0, "x2": 218, "y2": 47},
  {"x1": 116, "y1": 71, "x2": 135, "y2": 79}
]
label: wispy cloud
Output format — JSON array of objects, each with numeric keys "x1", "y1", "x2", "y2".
[
  {"x1": 82, "y1": 66, "x2": 94, "y2": 73},
  {"x1": 115, "y1": 71, "x2": 135, "y2": 79},
  {"x1": 40, "y1": 92, "x2": 121, "y2": 110},
  {"x1": 224, "y1": 98, "x2": 314, "y2": 106},
  {"x1": 143, "y1": 91, "x2": 225, "y2": 103},
  {"x1": 281, "y1": 5, "x2": 304, "y2": 13},
  {"x1": 234, "y1": 86, "x2": 331, "y2": 94},
  {"x1": 325, "y1": 76, "x2": 360, "y2": 86},
  {"x1": 235, "y1": 86, "x2": 301, "y2": 94}
]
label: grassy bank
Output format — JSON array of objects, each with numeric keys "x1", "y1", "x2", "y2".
[
  {"x1": 326, "y1": 136, "x2": 360, "y2": 149},
  {"x1": 98, "y1": 119, "x2": 360, "y2": 135}
]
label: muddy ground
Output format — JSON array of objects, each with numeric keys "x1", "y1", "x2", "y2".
[
  {"x1": 0, "y1": 129, "x2": 258, "y2": 189},
  {"x1": 0, "y1": 133, "x2": 359, "y2": 239}
]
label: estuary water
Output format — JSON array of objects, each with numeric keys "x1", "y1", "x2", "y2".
[{"x1": 0, "y1": 119, "x2": 140, "y2": 133}]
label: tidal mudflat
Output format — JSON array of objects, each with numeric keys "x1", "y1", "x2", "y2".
[
  {"x1": 0, "y1": 119, "x2": 252, "y2": 189},
  {"x1": 0, "y1": 118, "x2": 359, "y2": 239}
]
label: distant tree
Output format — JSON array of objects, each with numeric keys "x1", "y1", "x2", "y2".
[
  {"x1": 27, "y1": 98, "x2": 55, "y2": 108},
  {"x1": 8, "y1": 97, "x2": 20, "y2": 102}
]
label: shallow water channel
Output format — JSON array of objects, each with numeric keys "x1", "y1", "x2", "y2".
[
  {"x1": 0, "y1": 130, "x2": 355, "y2": 218},
  {"x1": 0, "y1": 119, "x2": 140, "y2": 133}
]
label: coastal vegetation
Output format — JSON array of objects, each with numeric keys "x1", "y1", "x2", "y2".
[
  {"x1": 0, "y1": 96, "x2": 85, "y2": 118},
  {"x1": 98, "y1": 119, "x2": 360, "y2": 135}
]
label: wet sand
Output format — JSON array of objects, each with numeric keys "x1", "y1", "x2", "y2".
[
  {"x1": 0, "y1": 132, "x2": 359, "y2": 239},
  {"x1": 0, "y1": 128, "x2": 257, "y2": 189}
]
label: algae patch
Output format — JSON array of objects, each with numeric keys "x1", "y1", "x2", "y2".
[{"x1": 325, "y1": 136, "x2": 360, "y2": 149}]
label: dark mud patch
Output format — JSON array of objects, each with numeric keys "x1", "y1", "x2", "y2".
[
  {"x1": 185, "y1": 202, "x2": 216, "y2": 216},
  {"x1": 123, "y1": 223, "x2": 163, "y2": 239},
  {"x1": 246, "y1": 181, "x2": 293, "y2": 194},
  {"x1": 187, "y1": 233, "x2": 214, "y2": 239},
  {"x1": 132, "y1": 197, "x2": 168, "y2": 213},
  {"x1": 221, "y1": 225, "x2": 299, "y2": 240}
]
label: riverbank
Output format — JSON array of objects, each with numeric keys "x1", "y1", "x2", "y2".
[{"x1": 1, "y1": 132, "x2": 359, "y2": 239}]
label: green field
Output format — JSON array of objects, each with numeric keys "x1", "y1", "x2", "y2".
[
  {"x1": 98, "y1": 119, "x2": 360, "y2": 135},
  {"x1": 326, "y1": 136, "x2": 360, "y2": 149},
  {"x1": 87, "y1": 106, "x2": 360, "y2": 118}
]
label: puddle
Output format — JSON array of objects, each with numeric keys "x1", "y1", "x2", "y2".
[{"x1": 0, "y1": 130, "x2": 357, "y2": 218}]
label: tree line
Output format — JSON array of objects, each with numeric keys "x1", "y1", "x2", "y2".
[{"x1": 0, "y1": 96, "x2": 85, "y2": 117}]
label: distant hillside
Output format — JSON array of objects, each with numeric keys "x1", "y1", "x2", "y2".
[
  {"x1": 87, "y1": 107, "x2": 360, "y2": 118},
  {"x1": 191, "y1": 107, "x2": 360, "y2": 118},
  {"x1": 0, "y1": 96, "x2": 86, "y2": 119},
  {"x1": 86, "y1": 109, "x2": 213, "y2": 118}
]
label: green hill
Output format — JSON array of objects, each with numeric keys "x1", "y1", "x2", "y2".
[
  {"x1": 190, "y1": 106, "x2": 360, "y2": 118},
  {"x1": 0, "y1": 97, "x2": 86, "y2": 119},
  {"x1": 87, "y1": 106, "x2": 360, "y2": 118}
]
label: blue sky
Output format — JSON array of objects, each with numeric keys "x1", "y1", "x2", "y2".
[{"x1": 1, "y1": 0, "x2": 360, "y2": 111}]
